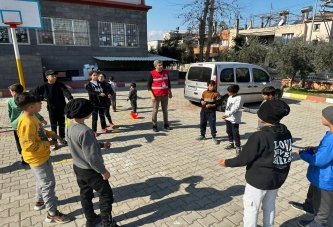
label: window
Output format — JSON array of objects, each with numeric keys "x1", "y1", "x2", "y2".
[
  {"x1": 220, "y1": 68, "x2": 234, "y2": 82},
  {"x1": 314, "y1": 24, "x2": 320, "y2": 31},
  {"x1": 236, "y1": 68, "x2": 250, "y2": 82},
  {"x1": 0, "y1": 27, "x2": 29, "y2": 44},
  {"x1": 253, "y1": 68, "x2": 270, "y2": 82},
  {"x1": 36, "y1": 17, "x2": 90, "y2": 45},
  {"x1": 221, "y1": 40, "x2": 228, "y2": 47},
  {"x1": 98, "y1": 21, "x2": 139, "y2": 47},
  {"x1": 282, "y1": 33, "x2": 294, "y2": 43},
  {"x1": 187, "y1": 66, "x2": 212, "y2": 82}
]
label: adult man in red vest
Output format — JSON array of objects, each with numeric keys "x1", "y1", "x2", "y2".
[{"x1": 147, "y1": 60, "x2": 172, "y2": 132}]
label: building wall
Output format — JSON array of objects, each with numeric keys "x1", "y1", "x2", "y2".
[
  {"x1": 305, "y1": 21, "x2": 333, "y2": 42},
  {"x1": 0, "y1": 0, "x2": 148, "y2": 76},
  {"x1": 147, "y1": 40, "x2": 162, "y2": 51},
  {"x1": 0, "y1": 55, "x2": 44, "y2": 89},
  {"x1": 103, "y1": 70, "x2": 179, "y2": 82}
]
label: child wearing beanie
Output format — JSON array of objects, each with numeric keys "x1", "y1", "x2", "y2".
[
  {"x1": 219, "y1": 99, "x2": 292, "y2": 227},
  {"x1": 291, "y1": 106, "x2": 333, "y2": 227},
  {"x1": 64, "y1": 98, "x2": 120, "y2": 227}
]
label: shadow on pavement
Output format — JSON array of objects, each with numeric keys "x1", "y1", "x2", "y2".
[{"x1": 0, "y1": 161, "x2": 29, "y2": 174}]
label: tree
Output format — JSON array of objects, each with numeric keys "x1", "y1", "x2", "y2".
[
  {"x1": 152, "y1": 34, "x2": 184, "y2": 65},
  {"x1": 178, "y1": 0, "x2": 239, "y2": 62},
  {"x1": 312, "y1": 41, "x2": 333, "y2": 79}
]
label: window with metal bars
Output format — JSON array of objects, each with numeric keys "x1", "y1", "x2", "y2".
[
  {"x1": 98, "y1": 21, "x2": 139, "y2": 47},
  {"x1": 36, "y1": 17, "x2": 90, "y2": 45},
  {"x1": 0, "y1": 27, "x2": 30, "y2": 44}
]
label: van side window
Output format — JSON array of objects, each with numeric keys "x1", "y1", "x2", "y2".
[
  {"x1": 187, "y1": 66, "x2": 212, "y2": 82},
  {"x1": 220, "y1": 68, "x2": 234, "y2": 82},
  {"x1": 236, "y1": 68, "x2": 250, "y2": 82},
  {"x1": 253, "y1": 68, "x2": 270, "y2": 82}
]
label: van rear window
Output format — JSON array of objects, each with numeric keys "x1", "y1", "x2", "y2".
[{"x1": 187, "y1": 67, "x2": 212, "y2": 82}]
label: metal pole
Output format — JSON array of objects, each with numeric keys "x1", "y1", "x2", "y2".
[
  {"x1": 308, "y1": 0, "x2": 319, "y2": 43},
  {"x1": 10, "y1": 26, "x2": 26, "y2": 91}
]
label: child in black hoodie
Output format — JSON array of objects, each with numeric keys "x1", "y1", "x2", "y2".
[{"x1": 220, "y1": 100, "x2": 292, "y2": 227}]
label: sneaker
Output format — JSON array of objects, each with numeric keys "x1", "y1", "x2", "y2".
[
  {"x1": 34, "y1": 201, "x2": 45, "y2": 211},
  {"x1": 102, "y1": 128, "x2": 110, "y2": 133},
  {"x1": 94, "y1": 132, "x2": 98, "y2": 137},
  {"x1": 196, "y1": 135, "x2": 206, "y2": 140},
  {"x1": 236, "y1": 147, "x2": 241, "y2": 156},
  {"x1": 212, "y1": 137, "x2": 219, "y2": 145},
  {"x1": 86, "y1": 214, "x2": 102, "y2": 227},
  {"x1": 164, "y1": 124, "x2": 172, "y2": 130},
  {"x1": 298, "y1": 220, "x2": 326, "y2": 227},
  {"x1": 290, "y1": 201, "x2": 315, "y2": 216},
  {"x1": 102, "y1": 219, "x2": 120, "y2": 227},
  {"x1": 61, "y1": 139, "x2": 67, "y2": 145},
  {"x1": 225, "y1": 143, "x2": 235, "y2": 149},
  {"x1": 45, "y1": 210, "x2": 73, "y2": 223},
  {"x1": 152, "y1": 127, "x2": 158, "y2": 132},
  {"x1": 110, "y1": 123, "x2": 115, "y2": 129},
  {"x1": 53, "y1": 144, "x2": 60, "y2": 151}
]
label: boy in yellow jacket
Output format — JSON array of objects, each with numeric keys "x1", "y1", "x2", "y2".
[{"x1": 15, "y1": 92, "x2": 73, "y2": 224}]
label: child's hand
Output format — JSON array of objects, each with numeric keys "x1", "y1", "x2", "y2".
[
  {"x1": 222, "y1": 115, "x2": 226, "y2": 119},
  {"x1": 103, "y1": 142, "x2": 111, "y2": 148},
  {"x1": 219, "y1": 159, "x2": 227, "y2": 167},
  {"x1": 41, "y1": 120, "x2": 47, "y2": 125},
  {"x1": 102, "y1": 170, "x2": 110, "y2": 180},
  {"x1": 100, "y1": 93, "x2": 106, "y2": 97},
  {"x1": 256, "y1": 127, "x2": 260, "y2": 130},
  {"x1": 108, "y1": 94, "x2": 112, "y2": 98},
  {"x1": 201, "y1": 100, "x2": 206, "y2": 105},
  {"x1": 168, "y1": 92, "x2": 172, "y2": 99}
]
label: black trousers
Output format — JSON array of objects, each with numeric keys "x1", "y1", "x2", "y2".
[
  {"x1": 13, "y1": 130, "x2": 22, "y2": 155},
  {"x1": 200, "y1": 111, "x2": 216, "y2": 137},
  {"x1": 130, "y1": 100, "x2": 137, "y2": 112},
  {"x1": 306, "y1": 183, "x2": 333, "y2": 224},
  {"x1": 92, "y1": 106, "x2": 106, "y2": 132},
  {"x1": 73, "y1": 165, "x2": 114, "y2": 224},
  {"x1": 104, "y1": 105, "x2": 112, "y2": 124},
  {"x1": 49, "y1": 110, "x2": 65, "y2": 139},
  {"x1": 226, "y1": 120, "x2": 241, "y2": 147}
]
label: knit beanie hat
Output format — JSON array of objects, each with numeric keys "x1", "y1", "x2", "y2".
[
  {"x1": 322, "y1": 106, "x2": 333, "y2": 124},
  {"x1": 257, "y1": 100, "x2": 290, "y2": 124},
  {"x1": 64, "y1": 98, "x2": 94, "y2": 119}
]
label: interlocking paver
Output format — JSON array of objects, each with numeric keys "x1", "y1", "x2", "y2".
[{"x1": 1, "y1": 86, "x2": 333, "y2": 226}]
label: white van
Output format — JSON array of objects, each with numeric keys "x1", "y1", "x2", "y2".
[{"x1": 184, "y1": 62, "x2": 284, "y2": 111}]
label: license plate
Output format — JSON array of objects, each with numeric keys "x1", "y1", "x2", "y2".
[{"x1": 186, "y1": 85, "x2": 196, "y2": 91}]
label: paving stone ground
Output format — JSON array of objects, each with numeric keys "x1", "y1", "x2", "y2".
[{"x1": 0, "y1": 86, "x2": 332, "y2": 227}]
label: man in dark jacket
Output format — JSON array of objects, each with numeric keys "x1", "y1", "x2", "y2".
[
  {"x1": 220, "y1": 100, "x2": 292, "y2": 227},
  {"x1": 33, "y1": 70, "x2": 73, "y2": 145}
]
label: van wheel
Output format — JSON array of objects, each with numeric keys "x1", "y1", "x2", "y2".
[
  {"x1": 217, "y1": 95, "x2": 228, "y2": 112},
  {"x1": 275, "y1": 90, "x2": 282, "y2": 99}
]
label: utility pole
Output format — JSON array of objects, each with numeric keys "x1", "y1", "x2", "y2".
[
  {"x1": 205, "y1": 0, "x2": 215, "y2": 62},
  {"x1": 308, "y1": 0, "x2": 319, "y2": 43}
]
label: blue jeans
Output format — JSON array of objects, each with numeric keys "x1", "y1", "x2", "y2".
[
  {"x1": 30, "y1": 158, "x2": 57, "y2": 213},
  {"x1": 200, "y1": 111, "x2": 217, "y2": 137}
]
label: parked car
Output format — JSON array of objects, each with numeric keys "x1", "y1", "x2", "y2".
[{"x1": 184, "y1": 62, "x2": 284, "y2": 111}]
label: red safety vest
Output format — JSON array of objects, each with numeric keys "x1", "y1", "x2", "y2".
[{"x1": 150, "y1": 69, "x2": 169, "y2": 96}]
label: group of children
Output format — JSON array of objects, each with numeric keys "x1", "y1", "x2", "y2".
[{"x1": 6, "y1": 71, "x2": 333, "y2": 227}]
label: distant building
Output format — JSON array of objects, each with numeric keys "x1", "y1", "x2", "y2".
[{"x1": 147, "y1": 40, "x2": 162, "y2": 52}]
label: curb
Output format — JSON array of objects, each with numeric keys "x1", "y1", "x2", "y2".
[
  {"x1": 0, "y1": 85, "x2": 74, "y2": 98},
  {"x1": 283, "y1": 92, "x2": 333, "y2": 104}
]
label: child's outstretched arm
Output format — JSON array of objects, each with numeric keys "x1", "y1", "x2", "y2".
[
  {"x1": 60, "y1": 83, "x2": 74, "y2": 101},
  {"x1": 300, "y1": 141, "x2": 333, "y2": 167}
]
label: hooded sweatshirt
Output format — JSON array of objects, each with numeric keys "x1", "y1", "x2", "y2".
[{"x1": 225, "y1": 124, "x2": 293, "y2": 190}]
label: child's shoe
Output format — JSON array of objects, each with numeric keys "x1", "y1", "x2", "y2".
[
  {"x1": 86, "y1": 214, "x2": 102, "y2": 227},
  {"x1": 113, "y1": 108, "x2": 116, "y2": 112},
  {"x1": 225, "y1": 143, "x2": 235, "y2": 149},
  {"x1": 110, "y1": 123, "x2": 115, "y2": 129},
  {"x1": 102, "y1": 128, "x2": 110, "y2": 133},
  {"x1": 212, "y1": 137, "x2": 219, "y2": 145},
  {"x1": 196, "y1": 135, "x2": 206, "y2": 140},
  {"x1": 102, "y1": 219, "x2": 120, "y2": 227},
  {"x1": 34, "y1": 201, "x2": 45, "y2": 210},
  {"x1": 298, "y1": 220, "x2": 326, "y2": 227},
  {"x1": 45, "y1": 210, "x2": 73, "y2": 223},
  {"x1": 61, "y1": 139, "x2": 68, "y2": 145},
  {"x1": 236, "y1": 147, "x2": 241, "y2": 156},
  {"x1": 290, "y1": 201, "x2": 315, "y2": 216},
  {"x1": 94, "y1": 132, "x2": 98, "y2": 137}
]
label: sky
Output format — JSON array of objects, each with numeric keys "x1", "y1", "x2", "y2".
[{"x1": 146, "y1": 0, "x2": 317, "y2": 40}]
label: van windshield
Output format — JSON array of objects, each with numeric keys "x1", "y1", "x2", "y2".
[{"x1": 187, "y1": 67, "x2": 212, "y2": 82}]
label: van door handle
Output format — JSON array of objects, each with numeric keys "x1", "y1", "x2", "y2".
[
  {"x1": 194, "y1": 92, "x2": 198, "y2": 95},
  {"x1": 253, "y1": 85, "x2": 258, "y2": 88},
  {"x1": 247, "y1": 86, "x2": 252, "y2": 88}
]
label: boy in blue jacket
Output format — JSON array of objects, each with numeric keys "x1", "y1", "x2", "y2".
[{"x1": 292, "y1": 106, "x2": 333, "y2": 227}]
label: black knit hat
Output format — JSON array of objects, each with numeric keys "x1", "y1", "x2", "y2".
[
  {"x1": 64, "y1": 98, "x2": 94, "y2": 119},
  {"x1": 322, "y1": 106, "x2": 333, "y2": 124},
  {"x1": 257, "y1": 100, "x2": 290, "y2": 124}
]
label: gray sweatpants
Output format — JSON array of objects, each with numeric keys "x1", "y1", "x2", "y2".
[
  {"x1": 243, "y1": 183, "x2": 278, "y2": 227},
  {"x1": 312, "y1": 184, "x2": 333, "y2": 225},
  {"x1": 30, "y1": 158, "x2": 57, "y2": 213}
]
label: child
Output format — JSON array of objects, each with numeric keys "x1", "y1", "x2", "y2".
[
  {"x1": 7, "y1": 83, "x2": 47, "y2": 165},
  {"x1": 292, "y1": 106, "x2": 333, "y2": 227},
  {"x1": 15, "y1": 92, "x2": 73, "y2": 224},
  {"x1": 196, "y1": 80, "x2": 222, "y2": 145},
  {"x1": 127, "y1": 83, "x2": 137, "y2": 113},
  {"x1": 242, "y1": 86, "x2": 276, "y2": 130},
  {"x1": 86, "y1": 70, "x2": 111, "y2": 137},
  {"x1": 220, "y1": 99, "x2": 292, "y2": 227},
  {"x1": 32, "y1": 70, "x2": 73, "y2": 147},
  {"x1": 98, "y1": 73, "x2": 115, "y2": 129},
  {"x1": 64, "y1": 98, "x2": 119, "y2": 227},
  {"x1": 222, "y1": 84, "x2": 244, "y2": 155},
  {"x1": 109, "y1": 76, "x2": 118, "y2": 112}
]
